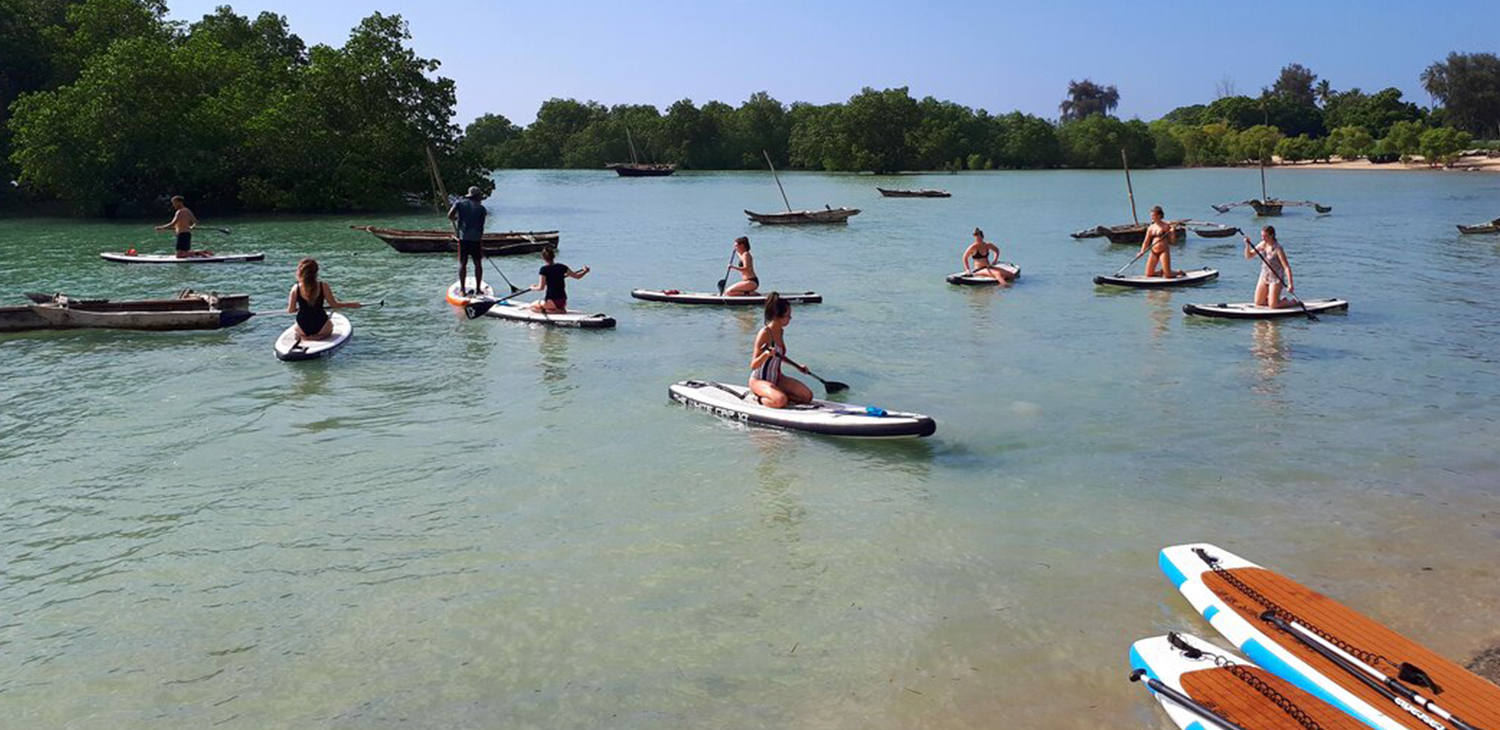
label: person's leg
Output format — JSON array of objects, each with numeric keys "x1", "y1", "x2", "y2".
[
  {"x1": 1269, "y1": 280, "x2": 1287, "y2": 308},
  {"x1": 750, "y1": 378, "x2": 788, "y2": 408},
  {"x1": 1160, "y1": 247, "x2": 1179, "y2": 278},
  {"x1": 471, "y1": 250, "x2": 484, "y2": 294},
  {"x1": 779, "y1": 375, "x2": 814, "y2": 405},
  {"x1": 1254, "y1": 278, "x2": 1270, "y2": 307},
  {"x1": 457, "y1": 250, "x2": 469, "y2": 294},
  {"x1": 724, "y1": 280, "x2": 756, "y2": 296},
  {"x1": 1145, "y1": 250, "x2": 1162, "y2": 277}
]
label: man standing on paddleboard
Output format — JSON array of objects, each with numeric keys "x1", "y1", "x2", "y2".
[
  {"x1": 448, "y1": 186, "x2": 488, "y2": 295},
  {"x1": 155, "y1": 195, "x2": 207, "y2": 258}
]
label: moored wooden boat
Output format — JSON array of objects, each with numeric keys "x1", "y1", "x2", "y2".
[
  {"x1": 2, "y1": 291, "x2": 252, "y2": 333},
  {"x1": 745, "y1": 207, "x2": 861, "y2": 225},
  {"x1": 877, "y1": 187, "x2": 951, "y2": 198},
  {"x1": 608, "y1": 163, "x2": 676, "y2": 177},
  {"x1": 1091, "y1": 222, "x2": 1188, "y2": 244},
  {"x1": 351, "y1": 225, "x2": 559, "y2": 254},
  {"x1": 1456, "y1": 217, "x2": 1500, "y2": 234},
  {"x1": 1184, "y1": 220, "x2": 1241, "y2": 238}
]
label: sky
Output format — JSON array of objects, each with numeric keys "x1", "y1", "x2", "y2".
[{"x1": 166, "y1": 0, "x2": 1496, "y2": 127}]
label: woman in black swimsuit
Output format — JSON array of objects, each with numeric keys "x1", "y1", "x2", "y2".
[
  {"x1": 723, "y1": 236, "x2": 759, "y2": 296},
  {"x1": 530, "y1": 246, "x2": 591, "y2": 313},
  {"x1": 286, "y1": 258, "x2": 361, "y2": 339}
]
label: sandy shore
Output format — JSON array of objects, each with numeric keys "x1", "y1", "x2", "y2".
[{"x1": 1279, "y1": 153, "x2": 1500, "y2": 173}]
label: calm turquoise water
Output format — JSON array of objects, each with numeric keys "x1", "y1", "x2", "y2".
[{"x1": 2, "y1": 169, "x2": 1498, "y2": 729}]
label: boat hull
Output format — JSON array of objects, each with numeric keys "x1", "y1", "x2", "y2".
[
  {"x1": 745, "y1": 208, "x2": 861, "y2": 225},
  {"x1": 352, "y1": 226, "x2": 559, "y2": 254},
  {"x1": 877, "y1": 187, "x2": 950, "y2": 198},
  {"x1": 3, "y1": 292, "x2": 252, "y2": 332}
]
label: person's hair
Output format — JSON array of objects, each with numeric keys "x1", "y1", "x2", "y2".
[
  {"x1": 973, "y1": 227, "x2": 984, "y2": 238},
  {"x1": 763, "y1": 291, "x2": 790, "y2": 323},
  {"x1": 170, "y1": 195, "x2": 185, "y2": 204},
  {"x1": 542, "y1": 246, "x2": 556, "y2": 263},
  {"x1": 1262, "y1": 225, "x2": 1277, "y2": 241},
  {"x1": 1151, "y1": 205, "x2": 1164, "y2": 217},
  {"x1": 735, "y1": 236, "x2": 750, "y2": 250},
  {"x1": 297, "y1": 258, "x2": 320, "y2": 298}
]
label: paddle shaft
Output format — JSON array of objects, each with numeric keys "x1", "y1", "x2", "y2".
[
  {"x1": 716, "y1": 249, "x2": 738, "y2": 294},
  {"x1": 1129, "y1": 670, "x2": 1249, "y2": 730},
  {"x1": 1116, "y1": 248, "x2": 1148, "y2": 276},
  {"x1": 1243, "y1": 236, "x2": 1316, "y2": 320},
  {"x1": 261, "y1": 299, "x2": 382, "y2": 316},
  {"x1": 777, "y1": 352, "x2": 847, "y2": 392}
]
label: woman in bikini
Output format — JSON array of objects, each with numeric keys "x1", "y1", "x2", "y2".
[
  {"x1": 286, "y1": 258, "x2": 362, "y2": 339},
  {"x1": 748, "y1": 292, "x2": 813, "y2": 409},
  {"x1": 1139, "y1": 206, "x2": 1182, "y2": 279},
  {"x1": 724, "y1": 236, "x2": 759, "y2": 296},
  {"x1": 1244, "y1": 225, "x2": 1295, "y2": 308},
  {"x1": 960, "y1": 228, "x2": 1011, "y2": 284}
]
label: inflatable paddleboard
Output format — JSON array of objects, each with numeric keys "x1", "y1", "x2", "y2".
[
  {"x1": 630, "y1": 289, "x2": 822, "y2": 305},
  {"x1": 1130, "y1": 633, "x2": 1367, "y2": 730},
  {"x1": 1160, "y1": 543, "x2": 1500, "y2": 730},
  {"x1": 446, "y1": 279, "x2": 496, "y2": 306},
  {"x1": 1094, "y1": 268, "x2": 1218, "y2": 288},
  {"x1": 484, "y1": 301, "x2": 615, "y2": 329},
  {"x1": 669, "y1": 380, "x2": 935, "y2": 438},
  {"x1": 100, "y1": 252, "x2": 265, "y2": 264},
  {"x1": 274, "y1": 313, "x2": 351, "y2": 361},
  {"x1": 945, "y1": 262, "x2": 1020, "y2": 285},
  {"x1": 1183, "y1": 299, "x2": 1348, "y2": 319}
]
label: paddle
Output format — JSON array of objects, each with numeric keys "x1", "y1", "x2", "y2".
[
  {"x1": 1128, "y1": 669, "x2": 1248, "y2": 730},
  {"x1": 1114, "y1": 248, "x2": 1148, "y2": 276},
  {"x1": 463, "y1": 286, "x2": 532, "y2": 320},
  {"x1": 1242, "y1": 235, "x2": 1317, "y2": 321},
  {"x1": 778, "y1": 352, "x2": 848, "y2": 394},
  {"x1": 715, "y1": 249, "x2": 738, "y2": 295},
  {"x1": 257, "y1": 299, "x2": 384, "y2": 316}
]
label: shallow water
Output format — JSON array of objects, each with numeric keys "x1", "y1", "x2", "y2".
[{"x1": 2, "y1": 169, "x2": 1498, "y2": 729}]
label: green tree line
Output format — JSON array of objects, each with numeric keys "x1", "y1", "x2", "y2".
[{"x1": 1, "y1": 0, "x2": 486, "y2": 215}]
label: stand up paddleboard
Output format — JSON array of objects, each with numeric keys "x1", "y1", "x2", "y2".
[
  {"x1": 1094, "y1": 268, "x2": 1218, "y2": 288},
  {"x1": 630, "y1": 290, "x2": 822, "y2": 306},
  {"x1": 274, "y1": 314, "x2": 351, "y2": 361},
  {"x1": 945, "y1": 262, "x2": 1020, "y2": 285},
  {"x1": 1183, "y1": 299, "x2": 1348, "y2": 319},
  {"x1": 484, "y1": 302, "x2": 615, "y2": 329},
  {"x1": 445, "y1": 279, "x2": 495, "y2": 306},
  {"x1": 669, "y1": 380, "x2": 935, "y2": 438},
  {"x1": 1130, "y1": 632, "x2": 1367, "y2": 730},
  {"x1": 101, "y1": 252, "x2": 265, "y2": 264},
  {"x1": 1160, "y1": 543, "x2": 1500, "y2": 730}
]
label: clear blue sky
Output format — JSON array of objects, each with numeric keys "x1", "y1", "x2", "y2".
[{"x1": 167, "y1": 0, "x2": 1495, "y2": 126}]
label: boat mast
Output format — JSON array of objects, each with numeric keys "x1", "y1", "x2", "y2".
[
  {"x1": 626, "y1": 127, "x2": 640, "y2": 166},
  {"x1": 424, "y1": 145, "x2": 448, "y2": 212},
  {"x1": 763, "y1": 149, "x2": 793, "y2": 212},
  {"x1": 1121, "y1": 148, "x2": 1138, "y2": 225}
]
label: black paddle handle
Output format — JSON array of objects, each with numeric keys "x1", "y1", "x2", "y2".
[{"x1": 1130, "y1": 670, "x2": 1250, "y2": 730}]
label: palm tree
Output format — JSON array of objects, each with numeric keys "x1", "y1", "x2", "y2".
[
  {"x1": 1059, "y1": 79, "x2": 1120, "y2": 122},
  {"x1": 1315, "y1": 79, "x2": 1332, "y2": 107}
]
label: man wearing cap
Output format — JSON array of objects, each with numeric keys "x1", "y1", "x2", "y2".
[{"x1": 447, "y1": 186, "x2": 489, "y2": 295}]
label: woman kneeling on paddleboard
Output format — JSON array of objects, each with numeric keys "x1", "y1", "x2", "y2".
[
  {"x1": 724, "y1": 237, "x2": 759, "y2": 296},
  {"x1": 749, "y1": 292, "x2": 814, "y2": 409},
  {"x1": 287, "y1": 258, "x2": 361, "y2": 339},
  {"x1": 961, "y1": 228, "x2": 1009, "y2": 284},
  {"x1": 531, "y1": 246, "x2": 591, "y2": 313},
  {"x1": 1244, "y1": 226, "x2": 1295, "y2": 308}
]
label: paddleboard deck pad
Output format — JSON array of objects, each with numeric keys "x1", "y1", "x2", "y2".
[
  {"x1": 1160, "y1": 543, "x2": 1500, "y2": 730},
  {"x1": 1094, "y1": 268, "x2": 1218, "y2": 288},
  {"x1": 1183, "y1": 299, "x2": 1348, "y2": 319},
  {"x1": 630, "y1": 289, "x2": 822, "y2": 305},
  {"x1": 946, "y1": 262, "x2": 1020, "y2": 285},
  {"x1": 1130, "y1": 632, "x2": 1367, "y2": 730},
  {"x1": 274, "y1": 313, "x2": 351, "y2": 361},
  {"x1": 101, "y1": 252, "x2": 265, "y2": 264},
  {"x1": 669, "y1": 380, "x2": 935, "y2": 438},
  {"x1": 446, "y1": 280, "x2": 496, "y2": 306}
]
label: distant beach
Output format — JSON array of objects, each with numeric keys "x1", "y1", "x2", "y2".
[{"x1": 1279, "y1": 152, "x2": 1500, "y2": 173}]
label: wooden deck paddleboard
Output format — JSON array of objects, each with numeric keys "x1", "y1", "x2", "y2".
[{"x1": 1161, "y1": 543, "x2": 1500, "y2": 730}]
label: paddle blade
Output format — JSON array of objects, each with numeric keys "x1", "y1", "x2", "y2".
[
  {"x1": 821, "y1": 380, "x2": 850, "y2": 394},
  {"x1": 716, "y1": 279, "x2": 727, "y2": 294},
  {"x1": 464, "y1": 299, "x2": 498, "y2": 319}
]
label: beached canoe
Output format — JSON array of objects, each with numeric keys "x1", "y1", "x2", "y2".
[
  {"x1": 745, "y1": 208, "x2": 860, "y2": 225},
  {"x1": 2, "y1": 291, "x2": 252, "y2": 333},
  {"x1": 669, "y1": 380, "x2": 935, "y2": 438},
  {"x1": 1182, "y1": 298, "x2": 1348, "y2": 319},
  {"x1": 630, "y1": 289, "x2": 822, "y2": 305},
  {"x1": 877, "y1": 187, "x2": 951, "y2": 198},
  {"x1": 352, "y1": 226, "x2": 559, "y2": 254},
  {"x1": 945, "y1": 262, "x2": 1020, "y2": 285},
  {"x1": 274, "y1": 314, "x2": 352, "y2": 361},
  {"x1": 1094, "y1": 268, "x2": 1218, "y2": 288},
  {"x1": 100, "y1": 252, "x2": 265, "y2": 264},
  {"x1": 1129, "y1": 633, "x2": 1367, "y2": 730},
  {"x1": 1160, "y1": 543, "x2": 1500, "y2": 730}
]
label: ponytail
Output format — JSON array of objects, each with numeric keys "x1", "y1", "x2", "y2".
[
  {"x1": 763, "y1": 291, "x2": 790, "y2": 323},
  {"x1": 297, "y1": 258, "x2": 320, "y2": 299}
]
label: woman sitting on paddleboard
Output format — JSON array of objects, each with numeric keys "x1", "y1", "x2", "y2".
[
  {"x1": 1244, "y1": 226, "x2": 1295, "y2": 308},
  {"x1": 749, "y1": 292, "x2": 813, "y2": 409},
  {"x1": 960, "y1": 228, "x2": 1008, "y2": 284},
  {"x1": 286, "y1": 258, "x2": 361, "y2": 339},
  {"x1": 530, "y1": 246, "x2": 591, "y2": 313},
  {"x1": 724, "y1": 237, "x2": 759, "y2": 296},
  {"x1": 1140, "y1": 206, "x2": 1182, "y2": 279}
]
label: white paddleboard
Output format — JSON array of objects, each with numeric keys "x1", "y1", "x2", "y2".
[
  {"x1": 669, "y1": 380, "x2": 935, "y2": 438},
  {"x1": 945, "y1": 262, "x2": 1020, "y2": 285},
  {"x1": 1094, "y1": 268, "x2": 1218, "y2": 288},
  {"x1": 630, "y1": 289, "x2": 822, "y2": 305},
  {"x1": 1182, "y1": 298, "x2": 1348, "y2": 319},
  {"x1": 100, "y1": 252, "x2": 265, "y2": 264},
  {"x1": 484, "y1": 301, "x2": 615, "y2": 328},
  {"x1": 445, "y1": 279, "x2": 496, "y2": 306},
  {"x1": 274, "y1": 313, "x2": 351, "y2": 361}
]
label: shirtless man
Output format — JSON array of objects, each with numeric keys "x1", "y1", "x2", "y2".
[
  {"x1": 154, "y1": 196, "x2": 208, "y2": 258},
  {"x1": 1138, "y1": 205, "x2": 1181, "y2": 279},
  {"x1": 724, "y1": 237, "x2": 759, "y2": 296}
]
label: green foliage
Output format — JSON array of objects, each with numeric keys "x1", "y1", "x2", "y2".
[
  {"x1": 1274, "y1": 134, "x2": 1318, "y2": 163},
  {"x1": 1229, "y1": 125, "x2": 1284, "y2": 164},
  {"x1": 1326, "y1": 126, "x2": 1375, "y2": 160},
  {"x1": 461, "y1": 114, "x2": 521, "y2": 169},
  {"x1": 1322, "y1": 87, "x2": 1424, "y2": 138},
  {"x1": 1056, "y1": 115, "x2": 1154, "y2": 168},
  {"x1": 1059, "y1": 79, "x2": 1120, "y2": 122},
  {"x1": 1421, "y1": 52, "x2": 1500, "y2": 138},
  {"x1": 1271, "y1": 63, "x2": 1318, "y2": 107},
  {"x1": 1149, "y1": 120, "x2": 1185, "y2": 167},
  {"x1": 1381, "y1": 120, "x2": 1425, "y2": 162},
  {"x1": 1417, "y1": 127, "x2": 1472, "y2": 166}
]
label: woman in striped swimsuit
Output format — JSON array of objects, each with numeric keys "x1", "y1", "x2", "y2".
[
  {"x1": 749, "y1": 292, "x2": 813, "y2": 409},
  {"x1": 1244, "y1": 226, "x2": 1295, "y2": 308}
]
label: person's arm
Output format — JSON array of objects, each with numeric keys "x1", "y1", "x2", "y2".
[
  {"x1": 287, "y1": 285, "x2": 299, "y2": 313},
  {"x1": 531, "y1": 273, "x2": 545, "y2": 291},
  {"x1": 324, "y1": 282, "x2": 361, "y2": 308},
  {"x1": 1243, "y1": 236, "x2": 1255, "y2": 260},
  {"x1": 750, "y1": 330, "x2": 773, "y2": 369},
  {"x1": 568, "y1": 266, "x2": 590, "y2": 279},
  {"x1": 1278, "y1": 250, "x2": 1293, "y2": 291},
  {"x1": 446, "y1": 204, "x2": 459, "y2": 223},
  {"x1": 156, "y1": 210, "x2": 180, "y2": 231},
  {"x1": 185, "y1": 209, "x2": 198, "y2": 230},
  {"x1": 1167, "y1": 223, "x2": 1177, "y2": 246},
  {"x1": 1139, "y1": 230, "x2": 1152, "y2": 255},
  {"x1": 961, "y1": 244, "x2": 976, "y2": 273}
]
